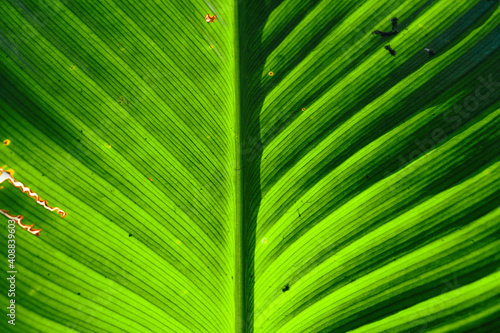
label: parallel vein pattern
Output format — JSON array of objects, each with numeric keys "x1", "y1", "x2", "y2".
[
  {"x1": 0, "y1": 0, "x2": 499, "y2": 332},
  {"x1": 241, "y1": 0, "x2": 500, "y2": 331},
  {"x1": 1, "y1": 0, "x2": 236, "y2": 331}
]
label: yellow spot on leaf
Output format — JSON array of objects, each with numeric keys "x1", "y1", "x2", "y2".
[
  {"x1": 2, "y1": 168, "x2": 14, "y2": 176},
  {"x1": 3, "y1": 139, "x2": 11, "y2": 146},
  {"x1": 262, "y1": 238, "x2": 267, "y2": 244},
  {"x1": 302, "y1": 108, "x2": 306, "y2": 111},
  {"x1": 268, "y1": 71, "x2": 274, "y2": 76}
]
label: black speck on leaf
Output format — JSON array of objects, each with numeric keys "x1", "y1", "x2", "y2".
[
  {"x1": 385, "y1": 45, "x2": 396, "y2": 56},
  {"x1": 424, "y1": 48, "x2": 436, "y2": 56},
  {"x1": 282, "y1": 284, "x2": 290, "y2": 292},
  {"x1": 129, "y1": 233, "x2": 132, "y2": 237},
  {"x1": 77, "y1": 293, "x2": 81, "y2": 295}
]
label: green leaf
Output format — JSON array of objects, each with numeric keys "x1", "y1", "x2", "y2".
[{"x1": 1, "y1": 0, "x2": 499, "y2": 332}]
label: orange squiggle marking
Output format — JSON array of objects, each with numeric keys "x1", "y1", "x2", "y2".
[
  {"x1": 0, "y1": 210, "x2": 42, "y2": 237},
  {"x1": 0, "y1": 167, "x2": 67, "y2": 218}
]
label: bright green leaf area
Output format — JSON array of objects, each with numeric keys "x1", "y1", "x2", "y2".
[{"x1": 0, "y1": 0, "x2": 499, "y2": 331}]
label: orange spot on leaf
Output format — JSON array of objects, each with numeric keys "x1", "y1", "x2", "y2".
[
  {"x1": 268, "y1": 71, "x2": 274, "y2": 76},
  {"x1": 205, "y1": 14, "x2": 216, "y2": 23},
  {"x1": 3, "y1": 139, "x2": 11, "y2": 146}
]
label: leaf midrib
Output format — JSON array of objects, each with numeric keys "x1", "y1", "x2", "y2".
[{"x1": 234, "y1": 1, "x2": 244, "y2": 332}]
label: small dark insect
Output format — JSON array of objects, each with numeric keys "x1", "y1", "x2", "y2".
[
  {"x1": 389, "y1": 17, "x2": 399, "y2": 30},
  {"x1": 385, "y1": 45, "x2": 396, "y2": 56},
  {"x1": 372, "y1": 29, "x2": 398, "y2": 37},
  {"x1": 282, "y1": 284, "x2": 290, "y2": 292},
  {"x1": 424, "y1": 48, "x2": 436, "y2": 56}
]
